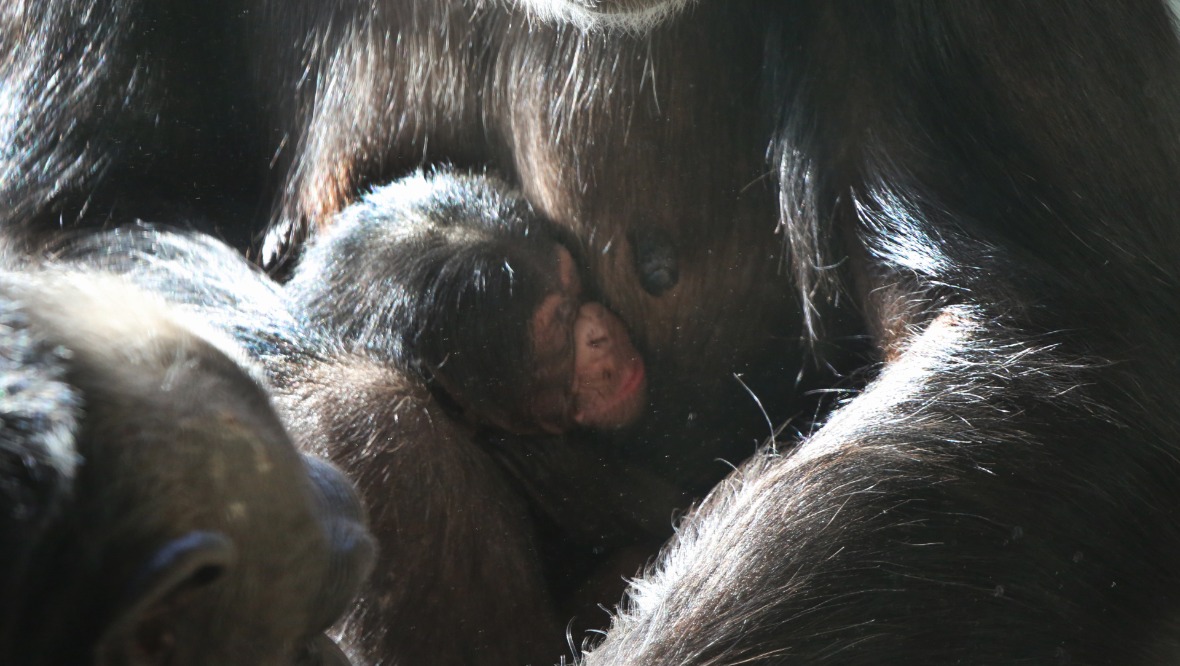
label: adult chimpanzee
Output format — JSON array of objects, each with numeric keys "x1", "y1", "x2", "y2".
[
  {"x1": 0, "y1": 262, "x2": 374, "y2": 665},
  {"x1": 7, "y1": 1, "x2": 1180, "y2": 666},
  {"x1": 528, "y1": 2, "x2": 1180, "y2": 665}
]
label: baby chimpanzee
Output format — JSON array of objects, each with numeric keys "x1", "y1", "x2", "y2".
[{"x1": 285, "y1": 170, "x2": 647, "y2": 435}]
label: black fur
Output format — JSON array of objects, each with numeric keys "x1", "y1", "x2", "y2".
[{"x1": 6, "y1": 0, "x2": 1180, "y2": 665}]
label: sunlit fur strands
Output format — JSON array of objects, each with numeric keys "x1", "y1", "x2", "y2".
[
  {"x1": 1, "y1": 0, "x2": 276, "y2": 248},
  {"x1": 584, "y1": 309, "x2": 1156, "y2": 664},
  {"x1": 0, "y1": 0, "x2": 132, "y2": 235},
  {"x1": 506, "y1": 0, "x2": 696, "y2": 32},
  {"x1": 579, "y1": 2, "x2": 1180, "y2": 664}
]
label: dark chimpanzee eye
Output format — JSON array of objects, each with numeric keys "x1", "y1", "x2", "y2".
[{"x1": 629, "y1": 227, "x2": 679, "y2": 296}]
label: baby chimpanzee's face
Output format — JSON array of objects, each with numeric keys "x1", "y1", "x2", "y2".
[{"x1": 527, "y1": 247, "x2": 647, "y2": 433}]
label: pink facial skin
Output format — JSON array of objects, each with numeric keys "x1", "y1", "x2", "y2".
[
  {"x1": 527, "y1": 248, "x2": 647, "y2": 433},
  {"x1": 570, "y1": 302, "x2": 647, "y2": 429}
]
